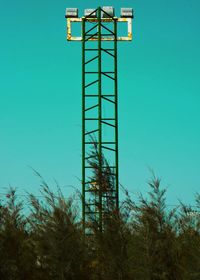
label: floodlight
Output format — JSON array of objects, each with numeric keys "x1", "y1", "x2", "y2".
[
  {"x1": 121, "y1": 8, "x2": 134, "y2": 18},
  {"x1": 84, "y1": 9, "x2": 97, "y2": 18},
  {"x1": 101, "y1": 6, "x2": 114, "y2": 18},
  {"x1": 65, "y1": 8, "x2": 78, "y2": 18}
]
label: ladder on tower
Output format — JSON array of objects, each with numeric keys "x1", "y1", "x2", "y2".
[{"x1": 82, "y1": 8, "x2": 119, "y2": 233}]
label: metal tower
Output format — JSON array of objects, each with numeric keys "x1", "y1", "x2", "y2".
[{"x1": 65, "y1": 7, "x2": 133, "y2": 233}]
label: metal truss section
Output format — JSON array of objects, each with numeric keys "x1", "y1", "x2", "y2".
[
  {"x1": 67, "y1": 8, "x2": 132, "y2": 41},
  {"x1": 82, "y1": 7, "x2": 119, "y2": 233}
]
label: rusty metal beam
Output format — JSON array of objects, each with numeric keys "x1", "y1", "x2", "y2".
[{"x1": 67, "y1": 17, "x2": 132, "y2": 41}]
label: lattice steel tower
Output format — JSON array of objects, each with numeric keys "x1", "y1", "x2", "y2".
[{"x1": 65, "y1": 7, "x2": 133, "y2": 232}]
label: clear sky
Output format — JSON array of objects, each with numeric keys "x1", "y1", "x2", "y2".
[{"x1": 0, "y1": 0, "x2": 200, "y2": 205}]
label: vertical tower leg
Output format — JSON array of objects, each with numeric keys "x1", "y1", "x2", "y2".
[
  {"x1": 82, "y1": 17, "x2": 86, "y2": 232},
  {"x1": 114, "y1": 18, "x2": 119, "y2": 210},
  {"x1": 97, "y1": 7, "x2": 103, "y2": 233}
]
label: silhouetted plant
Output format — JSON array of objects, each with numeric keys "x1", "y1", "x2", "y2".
[
  {"x1": 27, "y1": 178, "x2": 86, "y2": 280},
  {"x1": 177, "y1": 196, "x2": 200, "y2": 280},
  {"x1": 0, "y1": 188, "x2": 37, "y2": 280},
  {"x1": 126, "y1": 175, "x2": 181, "y2": 280},
  {"x1": 0, "y1": 164, "x2": 200, "y2": 280}
]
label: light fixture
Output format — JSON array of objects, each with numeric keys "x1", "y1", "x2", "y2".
[
  {"x1": 101, "y1": 6, "x2": 114, "y2": 18},
  {"x1": 121, "y1": 8, "x2": 134, "y2": 18},
  {"x1": 84, "y1": 9, "x2": 97, "y2": 18},
  {"x1": 65, "y1": 8, "x2": 78, "y2": 18},
  {"x1": 65, "y1": 6, "x2": 133, "y2": 41}
]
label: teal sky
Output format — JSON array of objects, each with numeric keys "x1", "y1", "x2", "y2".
[{"x1": 0, "y1": 0, "x2": 200, "y2": 205}]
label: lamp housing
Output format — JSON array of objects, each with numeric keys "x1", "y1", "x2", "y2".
[
  {"x1": 84, "y1": 9, "x2": 97, "y2": 18},
  {"x1": 101, "y1": 6, "x2": 114, "y2": 18},
  {"x1": 121, "y1": 8, "x2": 134, "y2": 18},
  {"x1": 65, "y1": 8, "x2": 78, "y2": 18}
]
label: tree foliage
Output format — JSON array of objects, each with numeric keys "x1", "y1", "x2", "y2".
[{"x1": 0, "y1": 172, "x2": 199, "y2": 279}]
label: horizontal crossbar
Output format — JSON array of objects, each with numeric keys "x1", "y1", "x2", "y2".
[
  {"x1": 84, "y1": 118, "x2": 115, "y2": 120},
  {"x1": 84, "y1": 141, "x2": 116, "y2": 144},
  {"x1": 85, "y1": 95, "x2": 115, "y2": 97}
]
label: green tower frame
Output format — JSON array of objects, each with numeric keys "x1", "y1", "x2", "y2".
[
  {"x1": 66, "y1": 7, "x2": 133, "y2": 233},
  {"x1": 82, "y1": 8, "x2": 118, "y2": 233}
]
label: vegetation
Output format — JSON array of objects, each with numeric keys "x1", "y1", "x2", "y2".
[{"x1": 0, "y1": 165, "x2": 200, "y2": 279}]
